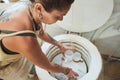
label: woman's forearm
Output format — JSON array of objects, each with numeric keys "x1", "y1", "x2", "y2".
[
  {"x1": 49, "y1": 63, "x2": 70, "y2": 74},
  {"x1": 38, "y1": 32, "x2": 62, "y2": 48}
]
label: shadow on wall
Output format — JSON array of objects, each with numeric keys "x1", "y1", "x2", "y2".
[{"x1": 93, "y1": 35, "x2": 120, "y2": 57}]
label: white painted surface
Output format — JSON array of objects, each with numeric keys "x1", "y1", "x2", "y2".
[
  {"x1": 57, "y1": 0, "x2": 113, "y2": 33},
  {"x1": 35, "y1": 34, "x2": 102, "y2": 80}
]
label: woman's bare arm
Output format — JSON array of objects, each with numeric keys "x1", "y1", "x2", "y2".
[
  {"x1": 38, "y1": 26, "x2": 62, "y2": 48},
  {"x1": 4, "y1": 35, "x2": 69, "y2": 74}
]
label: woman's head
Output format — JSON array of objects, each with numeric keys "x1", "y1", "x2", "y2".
[
  {"x1": 29, "y1": 0, "x2": 74, "y2": 24},
  {"x1": 30, "y1": 0, "x2": 74, "y2": 12}
]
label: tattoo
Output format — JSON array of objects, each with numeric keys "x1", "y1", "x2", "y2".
[
  {"x1": 0, "y1": 2, "x2": 27, "y2": 22},
  {"x1": 0, "y1": 12, "x2": 11, "y2": 21},
  {"x1": 0, "y1": 9, "x2": 21, "y2": 22},
  {"x1": 0, "y1": 10, "x2": 5, "y2": 16}
]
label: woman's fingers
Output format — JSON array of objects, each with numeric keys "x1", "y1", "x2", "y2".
[{"x1": 67, "y1": 69, "x2": 79, "y2": 79}]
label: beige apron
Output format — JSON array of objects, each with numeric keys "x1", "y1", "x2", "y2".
[{"x1": 0, "y1": 30, "x2": 36, "y2": 80}]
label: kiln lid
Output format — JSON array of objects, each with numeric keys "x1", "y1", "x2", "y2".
[{"x1": 56, "y1": 0, "x2": 113, "y2": 32}]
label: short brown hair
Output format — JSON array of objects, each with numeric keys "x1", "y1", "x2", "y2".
[{"x1": 30, "y1": 0, "x2": 74, "y2": 12}]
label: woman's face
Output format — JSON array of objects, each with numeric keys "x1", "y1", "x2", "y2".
[{"x1": 40, "y1": 7, "x2": 71, "y2": 24}]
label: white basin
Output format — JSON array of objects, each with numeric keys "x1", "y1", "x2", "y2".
[{"x1": 35, "y1": 34, "x2": 102, "y2": 80}]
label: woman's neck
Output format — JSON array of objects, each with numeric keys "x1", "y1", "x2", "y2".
[{"x1": 28, "y1": 7, "x2": 42, "y2": 31}]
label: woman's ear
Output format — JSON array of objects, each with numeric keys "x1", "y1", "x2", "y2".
[
  {"x1": 34, "y1": 3, "x2": 44, "y2": 20},
  {"x1": 34, "y1": 3, "x2": 45, "y2": 13}
]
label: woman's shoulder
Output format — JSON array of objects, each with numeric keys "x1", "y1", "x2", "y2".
[
  {"x1": 0, "y1": 2, "x2": 28, "y2": 21},
  {"x1": 3, "y1": 2, "x2": 28, "y2": 13}
]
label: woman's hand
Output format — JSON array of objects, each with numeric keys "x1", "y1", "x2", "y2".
[
  {"x1": 59, "y1": 44, "x2": 75, "y2": 56},
  {"x1": 65, "y1": 68, "x2": 79, "y2": 80}
]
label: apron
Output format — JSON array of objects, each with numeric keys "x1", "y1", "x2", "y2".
[{"x1": 0, "y1": 30, "x2": 36, "y2": 80}]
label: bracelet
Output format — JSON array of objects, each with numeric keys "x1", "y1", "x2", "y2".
[{"x1": 64, "y1": 67, "x2": 71, "y2": 75}]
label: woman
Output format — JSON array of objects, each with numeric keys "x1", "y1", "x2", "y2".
[{"x1": 0, "y1": 0, "x2": 78, "y2": 80}]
